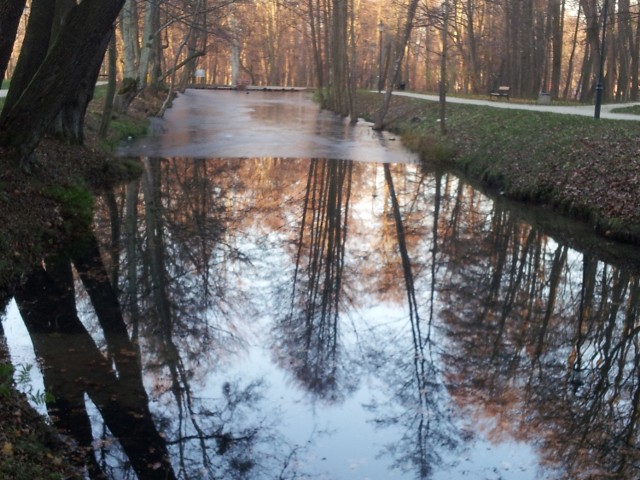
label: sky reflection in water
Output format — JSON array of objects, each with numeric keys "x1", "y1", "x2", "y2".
[{"x1": 3, "y1": 91, "x2": 640, "y2": 480}]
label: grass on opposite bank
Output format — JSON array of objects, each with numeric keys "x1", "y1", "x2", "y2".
[
  {"x1": 610, "y1": 104, "x2": 640, "y2": 115},
  {"x1": 356, "y1": 91, "x2": 640, "y2": 243}
]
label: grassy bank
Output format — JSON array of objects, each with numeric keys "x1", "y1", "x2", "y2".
[
  {"x1": 0, "y1": 86, "x2": 158, "y2": 478},
  {"x1": 357, "y1": 91, "x2": 640, "y2": 243}
]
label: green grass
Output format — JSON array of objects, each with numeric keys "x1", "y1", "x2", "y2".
[
  {"x1": 88, "y1": 83, "x2": 150, "y2": 151},
  {"x1": 97, "y1": 115, "x2": 148, "y2": 151},
  {"x1": 610, "y1": 104, "x2": 640, "y2": 115},
  {"x1": 43, "y1": 182, "x2": 94, "y2": 236}
]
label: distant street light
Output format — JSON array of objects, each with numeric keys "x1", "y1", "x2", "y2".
[
  {"x1": 377, "y1": 20, "x2": 385, "y2": 93},
  {"x1": 594, "y1": 0, "x2": 610, "y2": 119}
]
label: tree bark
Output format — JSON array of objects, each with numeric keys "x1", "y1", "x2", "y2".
[
  {"x1": 307, "y1": 0, "x2": 325, "y2": 105},
  {"x1": 550, "y1": 0, "x2": 564, "y2": 98},
  {"x1": 0, "y1": 0, "x2": 126, "y2": 166},
  {"x1": 120, "y1": 0, "x2": 140, "y2": 81},
  {"x1": 631, "y1": 11, "x2": 640, "y2": 101},
  {"x1": 99, "y1": 31, "x2": 118, "y2": 138},
  {"x1": 2, "y1": 0, "x2": 56, "y2": 114},
  {"x1": 49, "y1": 31, "x2": 111, "y2": 144},
  {"x1": 328, "y1": 0, "x2": 349, "y2": 115},
  {"x1": 373, "y1": 0, "x2": 420, "y2": 130},
  {"x1": 0, "y1": 0, "x2": 26, "y2": 87},
  {"x1": 137, "y1": 0, "x2": 160, "y2": 90}
]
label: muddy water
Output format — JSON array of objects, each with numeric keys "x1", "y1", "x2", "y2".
[{"x1": 3, "y1": 90, "x2": 640, "y2": 479}]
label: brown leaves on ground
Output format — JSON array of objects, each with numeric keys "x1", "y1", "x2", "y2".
[
  {"x1": 0, "y1": 139, "x2": 113, "y2": 297},
  {"x1": 0, "y1": 380, "x2": 82, "y2": 479},
  {"x1": 0, "y1": 93, "x2": 157, "y2": 299},
  {"x1": 357, "y1": 91, "x2": 640, "y2": 242}
]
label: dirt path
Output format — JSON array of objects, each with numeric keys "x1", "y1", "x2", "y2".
[{"x1": 391, "y1": 91, "x2": 640, "y2": 121}]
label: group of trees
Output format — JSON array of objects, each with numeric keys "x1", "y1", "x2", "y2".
[{"x1": 1, "y1": 0, "x2": 639, "y2": 164}]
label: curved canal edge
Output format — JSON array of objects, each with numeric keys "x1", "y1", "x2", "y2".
[{"x1": 355, "y1": 90, "x2": 640, "y2": 244}]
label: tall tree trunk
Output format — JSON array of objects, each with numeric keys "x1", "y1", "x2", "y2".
[
  {"x1": 563, "y1": 6, "x2": 581, "y2": 99},
  {"x1": 2, "y1": 0, "x2": 56, "y2": 114},
  {"x1": 578, "y1": 0, "x2": 600, "y2": 102},
  {"x1": 631, "y1": 10, "x2": 640, "y2": 101},
  {"x1": 373, "y1": 0, "x2": 420, "y2": 130},
  {"x1": 0, "y1": 0, "x2": 27, "y2": 86},
  {"x1": 347, "y1": 0, "x2": 357, "y2": 124},
  {"x1": 440, "y1": 0, "x2": 449, "y2": 134},
  {"x1": 550, "y1": 0, "x2": 564, "y2": 98},
  {"x1": 0, "y1": 0, "x2": 127, "y2": 166},
  {"x1": 180, "y1": 0, "x2": 207, "y2": 92},
  {"x1": 120, "y1": 0, "x2": 140, "y2": 81},
  {"x1": 615, "y1": 0, "x2": 632, "y2": 100},
  {"x1": 138, "y1": 0, "x2": 160, "y2": 90},
  {"x1": 464, "y1": 0, "x2": 481, "y2": 93},
  {"x1": 49, "y1": 31, "x2": 111, "y2": 144},
  {"x1": 307, "y1": 0, "x2": 325, "y2": 104},
  {"x1": 99, "y1": 30, "x2": 118, "y2": 138},
  {"x1": 328, "y1": 0, "x2": 348, "y2": 115},
  {"x1": 230, "y1": 13, "x2": 241, "y2": 86}
]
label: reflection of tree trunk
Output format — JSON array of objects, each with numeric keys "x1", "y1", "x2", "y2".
[
  {"x1": 532, "y1": 244, "x2": 567, "y2": 364},
  {"x1": 618, "y1": 327, "x2": 640, "y2": 475},
  {"x1": 429, "y1": 173, "x2": 442, "y2": 326},
  {"x1": 384, "y1": 164, "x2": 445, "y2": 478},
  {"x1": 124, "y1": 180, "x2": 141, "y2": 340},
  {"x1": 71, "y1": 231, "x2": 143, "y2": 391},
  {"x1": 491, "y1": 226, "x2": 535, "y2": 360},
  {"x1": 141, "y1": 158, "x2": 212, "y2": 468},
  {"x1": 570, "y1": 255, "x2": 597, "y2": 385},
  {"x1": 576, "y1": 268, "x2": 628, "y2": 444},
  {"x1": 105, "y1": 189, "x2": 121, "y2": 287},
  {"x1": 384, "y1": 164, "x2": 424, "y2": 345},
  {"x1": 14, "y1": 262, "x2": 176, "y2": 480},
  {"x1": 281, "y1": 159, "x2": 352, "y2": 398}
]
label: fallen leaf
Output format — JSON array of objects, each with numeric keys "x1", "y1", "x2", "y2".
[{"x1": 2, "y1": 442, "x2": 13, "y2": 456}]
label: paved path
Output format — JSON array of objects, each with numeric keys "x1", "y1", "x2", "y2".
[
  {"x1": 2, "y1": 86, "x2": 639, "y2": 120},
  {"x1": 391, "y1": 91, "x2": 640, "y2": 121},
  {"x1": 0, "y1": 81, "x2": 108, "y2": 99}
]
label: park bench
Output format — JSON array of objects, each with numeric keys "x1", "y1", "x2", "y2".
[{"x1": 490, "y1": 86, "x2": 510, "y2": 100}]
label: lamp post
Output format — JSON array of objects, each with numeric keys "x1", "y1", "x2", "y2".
[
  {"x1": 594, "y1": 0, "x2": 610, "y2": 119},
  {"x1": 377, "y1": 20, "x2": 385, "y2": 93}
]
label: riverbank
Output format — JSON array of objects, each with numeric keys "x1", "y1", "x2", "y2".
[
  {"x1": 357, "y1": 91, "x2": 640, "y2": 243},
  {"x1": 0, "y1": 88, "x2": 160, "y2": 479}
]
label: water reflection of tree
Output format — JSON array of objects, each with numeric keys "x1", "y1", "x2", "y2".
[
  {"x1": 88, "y1": 158, "x2": 310, "y2": 478},
  {"x1": 437, "y1": 183, "x2": 640, "y2": 478},
  {"x1": 14, "y1": 233, "x2": 176, "y2": 479},
  {"x1": 362, "y1": 165, "x2": 459, "y2": 480},
  {"x1": 273, "y1": 159, "x2": 357, "y2": 402}
]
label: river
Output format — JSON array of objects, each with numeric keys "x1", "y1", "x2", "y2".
[{"x1": 3, "y1": 90, "x2": 640, "y2": 479}]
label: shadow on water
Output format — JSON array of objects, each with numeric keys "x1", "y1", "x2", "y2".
[{"x1": 3, "y1": 91, "x2": 640, "y2": 479}]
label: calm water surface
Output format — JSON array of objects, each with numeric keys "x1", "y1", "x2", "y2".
[{"x1": 3, "y1": 91, "x2": 640, "y2": 479}]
